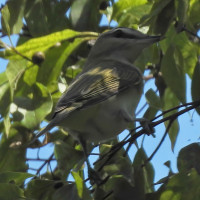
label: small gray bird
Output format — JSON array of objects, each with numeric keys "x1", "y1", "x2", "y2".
[{"x1": 33, "y1": 27, "x2": 160, "y2": 182}]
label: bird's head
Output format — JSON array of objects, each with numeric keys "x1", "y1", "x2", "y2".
[{"x1": 86, "y1": 27, "x2": 161, "y2": 66}]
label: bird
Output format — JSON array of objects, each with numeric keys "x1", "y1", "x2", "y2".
[{"x1": 32, "y1": 27, "x2": 160, "y2": 183}]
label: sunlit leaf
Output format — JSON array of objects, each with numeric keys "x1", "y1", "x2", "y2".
[
  {"x1": 113, "y1": 0, "x2": 148, "y2": 20},
  {"x1": 0, "y1": 29, "x2": 98, "y2": 60},
  {"x1": 72, "y1": 171, "x2": 83, "y2": 198},
  {"x1": 37, "y1": 38, "x2": 85, "y2": 86}
]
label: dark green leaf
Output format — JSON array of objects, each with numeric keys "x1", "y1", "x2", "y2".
[
  {"x1": 191, "y1": 61, "x2": 200, "y2": 114},
  {"x1": 54, "y1": 140, "x2": 84, "y2": 178},
  {"x1": 153, "y1": 0, "x2": 175, "y2": 35},
  {"x1": 145, "y1": 89, "x2": 162, "y2": 109},
  {"x1": 52, "y1": 183, "x2": 81, "y2": 200},
  {"x1": 176, "y1": 0, "x2": 189, "y2": 30},
  {"x1": 0, "y1": 171, "x2": 33, "y2": 185},
  {"x1": 158, "y1": 169, "x2": 200, "y2": 200},
  {"x1": 70, "y1": 0, "x2": 102, "y2": 31},
  {"x1": 0, "y1": 73, "x2": 10, "y2": 116},
  {"x1": 177, "y1": 143, "x2": 200, "y2": 174},
  {"x1": 0, "y1": 183, "x2": 24, "y2": 200},
  {"x1": 143, "y1": 106, "x2": 159, "y2": 120},
  {"x1": 6, "y1": 59, "x2": 27, "y2": 99},
  {"x1": 102, "y1": 175, "x2": 144, "y2": 200},
  {"x1": 24, "y1": 0, "x2": 49, "y2": 37},
  {"x1": 161, "y1": 45, "x2": 186, "y2": 103},
  {"x1": 1, "y1": 0, "x2": 25, "y2": 35},
  {"x1": 133, "y1": 148, "x2": 155, "y2": 194},
  {"x1": 140, "y1": 0, "x2": 172, "y2": 26},
  {"x1": 25, "y1": 179, "x2": 55, "y2": 199},
  {"x1": 163, "y1": 88, "x2": 180, "y2": 150},
  {"x1": 160, "y1": 26, "x2": 198, "y2": 77},
  {"x1": 0, "y1": 127, "x2": 27, "y2": 172}
]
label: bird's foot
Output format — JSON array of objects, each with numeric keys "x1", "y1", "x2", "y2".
[{"x1": 135, "y1": 118, "x2": 155, "y2": 137}]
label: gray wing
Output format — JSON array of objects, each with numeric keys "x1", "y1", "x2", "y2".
[{"x1": 53, "y1": 65, "x2": 143, "y2": 118}]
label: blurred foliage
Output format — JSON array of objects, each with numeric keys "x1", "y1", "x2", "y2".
[{"x1": 0, "y1": 0, "x2": 200, "y2": 199}]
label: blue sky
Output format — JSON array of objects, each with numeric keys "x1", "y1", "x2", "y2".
[{"x1": 1, "y1": 1, "x2": 200, "y2": 188}]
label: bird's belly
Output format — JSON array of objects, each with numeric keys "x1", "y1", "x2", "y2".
[{"x1": 61, "y1": 87, "x2": 141, "y2": 143}]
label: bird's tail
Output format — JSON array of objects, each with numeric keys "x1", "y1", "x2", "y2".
[{"x1": 28, "y1": 121, "x2": 55, "y2": 146}]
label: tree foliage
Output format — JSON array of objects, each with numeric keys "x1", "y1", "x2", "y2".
[{"x1": 0, "y1": 0, "x2": 200, "y2": 199}]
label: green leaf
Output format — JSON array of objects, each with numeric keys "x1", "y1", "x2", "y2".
[
  {"x1": 163, "y1": 88, "x2": 180, "y2": 150},
  {"x1": 24, "y1": 0, "x2": 49, "y2": 37},
  {"x1": 161, "y1": 45, "x2": 186, "y2": 103},
  {"x1": 37, "y1": 38, "x2": 85, "y2": 86},
  {"x1": 102, "y1": 175, "x2": 144, "y2": 200},
  {"x1": 159, "y1": 169, "x2": 200, "y2": 200},
  {"x1": 15, "y1": 82, "x2": 53, "y2": 129},
  {"x1": 70, "y1": 0, "x2": 102, "y2": 31},
  {"x1": 145, "y1": 89, "x2": 162, "y2": 109},
  {"x1": 112, "y1": 0, "x2": 148, "y2": 20},
  {"x1": 23, "y1": 64, "x2": 39, "y2": 86},
  {"x1": 189, "y1": 0, "x2": 200, "y2": 28},
  {"x1": 32, "y1": 82, "x2": 53, "y2": 122},
  {"x1": 0, "y1": 76, "x2": 10, "y2": 116},
  {"x1": 1, "y1": 4, "x2": 11, "y2": 36},
  {"x1": 153, "y1": 0, "x2": 175, "y2": 35},
  {"x1": 133, "y1": 148, "x2": 155, "y2": 194},
  {"x1": 54, "y1": 140, "x2": 84, "y2": 178},
  {"x1": 1, "y1": 0, "x2": 25, "y2": 35},
  {"x1": 6, "y1": 59, "x2": 27, "y2": 99},
  {"x1": 0, "y1": 171, "x2": 33, "y2": 185},
  {"x1": 160, "y1": 26, "x2": 199, "y2": 77},
  {"x1": 0, "y1": 29, "x2": 98, "y2": 60},
  {"x1": 3, "y1": 112, "x2": 11, "y2": 137},
  {"x1": 24, "y1": 0, "x2": 70, "y2": 37},
  {"x1": 191, "y1": 61, "x2": 200, "y2": 114},
  {"x1": 177, "y1": 143, "x2": 200, "y2": 174},
  {"x1": 0, "y1": 127, "x2": 27, "y2": 172},
  {"x1": 12, "y1": 82, "x2": 52, "y2": 129},
  {"x1": 72, "y1": 171, "x2": 83, "y2": 198},
  {"x1": 143, "y1": 106, "x2": 159, "y2": 120},
  {"x1": 140, "y1": 0, "x2": 172, "y2": 26},
  {"x1": 52, "y1": 183, "x2": 82, "y2": 200},
  {"x1": 176, "y1": 0, "x2": 189, "y2": 30},
  {"x1": 25, "y1": 179, "x2": 55, "y2": 199},
  {"x1": 0, "y1": 183, "x2": 24, "y2": 200}
]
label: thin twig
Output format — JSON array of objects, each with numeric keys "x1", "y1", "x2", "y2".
[
  {"x1": 95, "y1": 100, "x2": 200, "y2": 171},
  {"x1": 36, "y1": 153, "x2": 54, "y2": 175},
  {"x1": 142, "y1": 118, "x2": 175, "y2": 167},
  {"x1": 26, "y1": 158, "x2": 56, "y2": 161}
]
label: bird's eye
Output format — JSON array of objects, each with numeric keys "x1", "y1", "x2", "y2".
[{"x1": 114, "y1": 29, "x2": 124, "y2": 38}]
